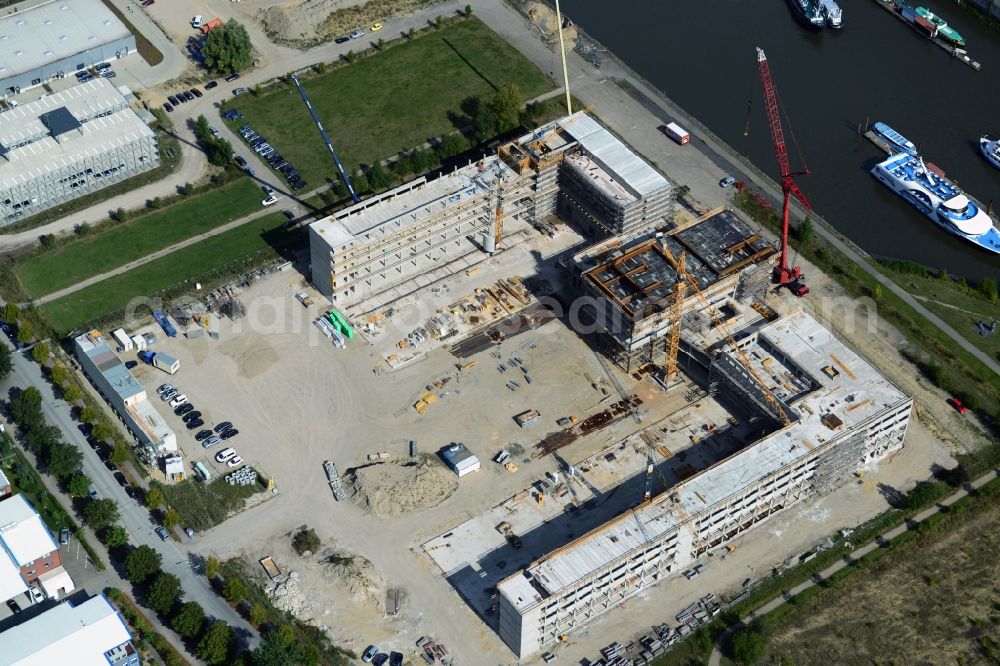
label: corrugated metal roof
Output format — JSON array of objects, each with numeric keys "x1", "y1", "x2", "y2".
[{"x1": 560, "y1": 114, "x2": 669, "y2": 198}]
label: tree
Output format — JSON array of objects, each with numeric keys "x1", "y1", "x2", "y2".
[
  {"x1": 74, "y1": 222, "x2": 91, "y2": 235},
  {"x1": 147, "y1": 572, "x2": 183, "y2": 615},
  {"x1": 66, "y1": 473, "x2": 92, "y2": 497},
  {"x1": 62, "y1": 384, "x2": 83, "y2": 403},
  {"x1": 146, "y1": 484, "x2": 166, "y2": 509},
  {"x1": 1, "y1": 303, "x2": 18, "y2": 324},
  {"x1": 437, "y1": 132, "x2": 468, "y2": 159},
  {"x1": 464, "y1": 4, "x2": 473, "y2": 17},
  {"x1": 344, "y1": 49, "x2": 355, "y2": 63},
  {"x1": 351, "y1": 171, "x2": 369, "y2": 195},
  {"x1": 50, "y1": 362, "x2": 68, "y2": 385},
  {"x1": 368, "y1": 162, "x2": 393, "y2": 191},
  {"x1": 39, "y1": 234, "x2": 55, "y2": 248},
  {"x1": 291, "y1": 527, "x2": 320, "y2": 556},
  {"x1": 93, "y1": 421, "x2": 115, "y2": 442},
  {"x1": 248, "y1": 601, "x2": 268, "y2": 625},
  {"x1": 872, "y1": 284, "x2": 883, "y2": 300},
  {"x1": 222, "y1": 577, "x2": 247, "y2": 604},
  {"x1": 730, "y1": 622, "x2": 768, "y2": 664},
  {"x1": 83, "y1": 498, "x2": 120, "y2": 530},
  {"x1": 11, "y1": 386, "x2": 43, "y2": 430},
  {"x1": 109, "y1": 441, "x2": 129, "y2": 465},
  {"x1": 250, "y1": 629, "x2": 316, "y2": 666},
  {"x1": 407, "y1": 27, "x2": 415, "y2": 39},
  {"x1": 47, "y1": 442, "x2": 83, "y2": 480},
  {"x1": 125, "y1": 545, "x2": 162, "y2": 584},
  {"x1": 102, "y1": 525, "x2": 129, "y2": 549},
  {"x1": 978, "y1": 276, "x2": 998, "y2": 304},
  {"x1": 795, "y1": 217, "x2": 814, "y2": 245},
  {"x1": 410, "y1": 148, "x2": 433, "y2": 174},
  {"x1": 79, "y1": 406, "x2": 99, "y2": 424},
  {"x1": 0, "y1": 343, "x2": 10, "y2": 382},
  {"x1": 376, "y1": 37, "x2": 385, "y2": 50},
  {"x1": 434, "y1": 15, "x2": 445, "y2": 29},
  {"x1": 109, "y1": 207, "x2": 127, "y2": 222},
  {"x1": 197, "y1": 621, "x2": 234, "y2": 665},
  {"x1": 163, "y1": 507, "x2": 182, "y2": 531},
  {"x1": 489, "y1": 84, "x2": 524, "y2": 134},
  {"x1": 172, "y1": 601, "x2": 206, "y2": 639},
  {"x1": 25, "y1": 425, "x2": 61, "y2": 457},
  {"x1": 16, "y1": 321, "x2": 34, "y2": 344},
  {"x1": 205, "y1": 555, "x2": 222, "y2": 580},
  {"x1": 202, "y1": 20, "x2": 253, "y2": 75}
]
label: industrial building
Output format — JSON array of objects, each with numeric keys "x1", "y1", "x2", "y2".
[
  {"x1": 73, "y1": 330, "x2": 176, "y2": 458},
  {"x1": 308, "y1": 113, "x2": 673, "y2": 310},
  {"x1": 0, "y1": 77, "x2": 159, "y2": 225},
  {"x1": 0, "y1": 494, "x2": 74, "y2": 603},
  {"x1": 573, "y1": 207, "x2": 775, "y2": 371},
  {"x1": 0, "y1": 0, "x2": 135, "y2": 96},
  {"x1": 0, "y1": 593, "x2": 140, "y2": 666},
  {"x1": 495, "y1": 312, "x2": 912, "y2": 657}
]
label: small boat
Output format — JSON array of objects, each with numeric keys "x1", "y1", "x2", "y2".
[
  {"x1": 872, "y1": 150, "x2": 1000, "y2": 255},
  {"x1": 872, "y1": 122, "x2": 918, "y2": 156},
  {"x1": 980, "y1": 135, "x2": 1000, "y2": 171},
  {"x1": 787, "y1": 0, "x2": 825, "y2": 30},
  {"x1": 820, "y1": 0, "x2": 843, "y2": 29},
  {"x1": 915, "y1": 7, "x2": 965, "y2": 46}
]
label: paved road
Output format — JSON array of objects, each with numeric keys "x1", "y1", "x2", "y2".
[
  {"x1": 706, "y1": 467, "x2": 1000, "y2": 666},
  {"x1": 0, "y1": 334, "x2": 256, "y2": 648}
]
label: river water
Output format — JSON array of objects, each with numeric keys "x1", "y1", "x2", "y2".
[{"x1": 562, "y1": 0, "x2": 1000, "y2": 280}]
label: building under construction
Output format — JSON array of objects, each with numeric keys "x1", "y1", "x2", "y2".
[
  {"x1": 573, "y1": 207, "x2": 775, "y2": 372},
  {"x1": 495, "y1": 311, "x2": 913, "y2": 658},
  {"x1": 307, "y1": 113, "x2": 673, "y2": 310}
]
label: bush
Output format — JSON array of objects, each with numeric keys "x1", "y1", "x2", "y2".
[
  {"x1": 291, "y1": 527, "x2": 321, "y2": 556},
  {"x1": 125, "y1": 545, "x2": 163, "y2": 584},
  {"x1": 1, "y1": 303, "x2": 19, "y2": 324},
  {"x1": 205, "y1": 555, "x2": 222, "y2": 580},
  {"x1": 222, "y1": 577, "x2": 247, "y2": 605},
  {"x1": 248, "y1": 601, "x2": 268, "y2": 625},
  {"x1": 163, "y1": 507, "x2": 182, "y2": 531},
  {"x1": 146, "y1": 485, "x2": 166, "y2": 509}
]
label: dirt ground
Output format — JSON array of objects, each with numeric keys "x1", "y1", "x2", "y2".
[{"x1": 766, "y1": 490, "x2": 1000, "y2": 665}]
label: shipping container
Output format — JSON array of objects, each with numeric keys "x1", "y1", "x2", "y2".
[
  {"x1": 664, "y1": 122, "x2": 690, "y2": 145},
  {"x1": 200, "y1": 18, "x2": 222, "y2": 34},
  {"x1": 515, "y1": 409, "x2": 542, "y2": 427},
  {"x1": 439, "y1": 443, "x2": 480, "y2": 477},
  {"x1": 152, "y1": 352, "x2": 180, "y2": 375},
  {"x1": 111, "y1": 328, "x2": 133, "y2": 352},
  {"x1": 130, "y1": 334, "x2": 147, "y2": 351}
]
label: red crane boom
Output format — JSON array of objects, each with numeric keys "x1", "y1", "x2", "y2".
[{"x1": 756, "y1": 47, "x2": 812, "y2": 293}]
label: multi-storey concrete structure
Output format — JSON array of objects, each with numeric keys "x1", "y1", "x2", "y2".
[
  {"x1": 308, "y1": 113, "x2": 673, "y2": 311},
  {"x1": 0, "y1": 77, "x2": 158, "y2": 224},
  {"x1": 496, "y1": 312, "x2": 912, "y2": 657},
  {"x1": 0, "y1": 0, "x2": 135, "y2": 96},
  {"x1": 73, "y1": 330, "x2": 176, "y2": 458},
  {"x1": 0, "y1": 593, "x2": 140, "y2": 665},
  {"x1": 0, "y1": 494, "x2": 74, "y2": 603},
  {"x1": 573, "y1": 207, "x2": 775, "y2": 371}
]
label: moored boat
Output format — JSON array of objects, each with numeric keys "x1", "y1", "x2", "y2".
[
  {"x1": 915, "y1": 7, "x2": 965, "y2": 46},
  {"x1": 980, "y1": 135, "x2": 1000, "y2": 171},
  {"x1": 787, "y1": 0, "x2": 825, "y2": 30},
  {"x1": 819, "y1": 0, "x2": 843, "y2": 28},
  {"x1": 872, "y1": 122, "x2": 918, "y2": 156}
]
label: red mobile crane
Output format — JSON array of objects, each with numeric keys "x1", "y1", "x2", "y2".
[{"x1": 756, "y1": 47, "x2": 811, "y2": 297}]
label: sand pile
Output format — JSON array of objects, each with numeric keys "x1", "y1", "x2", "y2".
[
  {"x1": 320, "y1": 552, "x2": 385, "y2": 611},
  {"x1": 349, "y1": 457, "x2": 457, "y2": 517},
  {"x1": 526, "y1": 2, "x2": 578, "y2": 48}
]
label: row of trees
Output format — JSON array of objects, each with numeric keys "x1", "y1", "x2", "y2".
[{"x1": 194, "y1": 116, "x2": 235, "y2": 167}]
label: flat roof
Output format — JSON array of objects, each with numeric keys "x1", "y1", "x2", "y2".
[
  {"x1": 0, "y1": 494, "x2": 57, "y2": 565},
  {"x1": 0, "y1": 0, "x2": 131, "y2": 82},
  {"x1": 0, "y1": 547, "x2": 27, "y2": 602},
  {"x1": 311, "y1": 158, "x2": 514, "y2": 252},
  {"x1": 0, "y1": 467, "x2": 9, "y2": 488},
  {"x1": 74, "y1": 331, "x2": 144, "y2": 402},
  {"x1": 0, "y1": 594, "x2": 132, "y2": 666},
  {"x1": 127, "y1": 399, "x2": 176, "y2": 451},
  {"x1": 0, "y1": 78, "x2": 127, "y2": 148},
  {"x1": 558, "y1": 113, "x2": 669, "y2": 198},
  {"x1": 500, "y1": 312, "x2": 910, "y2": 604}
]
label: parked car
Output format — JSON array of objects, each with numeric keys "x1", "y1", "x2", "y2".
[
  {"x1": 104, "y1": 460, "x2": 116, "y2": 472},
  {"x1": 125, "y1": 360, "x2": 138, "y2": 369},
  {"x1": 261, "y1": 195, "x2": 278, "y2": 207},
  {"x1": 233, "y1": 87, "x2": 248, "y2": 96},
  {"x1": 163, "y1": 102, "x2": 174, "y2": 113},
  {"x1": 185, "y1": 527, "x2": 196, "y2": 540},
  {"x1": 227, "y1": 455, "x2": 244, "y2": 467},
  {"x1": 113, "y1": 471, "x2": 128, "y2": 488},
  {"x1": 6, "y1": 599, "x2": 20, "y2": 614},
  {"x1": 719, "y1": 176, "x2": 736, "y2": 188},
  {"x1": 157, "y1": 383, "x2": 173, "y2": 394},
  {"x1": 167, "y1": 95, "x2": 179, "y2": 106},
  {"x1": 190, "y1": 88, "x2": 203, "y2": 98},
  {"x1": 350, "y1": 29, "x2": 365, "y2": 39},
  {"x1": 182, "y1": 410, "x2": 202, "y2": 422},
  {"x1": 202, "y1": 436, "x2": 221, "y2": 448},
  {"x1": 88, "y1": 485, "x2": 100, "y2": 500},
  {"x1": 234, "y1": 156, "x2": 247, "y2": 167},
  {"x1": 283, "y1": 209, "x2": 295, "y2": 220},
  {"x1": 59, "y1": 528, "x2": 71, "y2": 545},
  {"x1": 195, "y1": 429, "x2": 213, "y2": 441},
  {"x1": 186, "y1": 419, "x2": 205, "y2": 430},
  {"x1": 215, "y1": 448, "x2": 237, "y2": 463},
  {"x1": 141, "y1": 0, "x2": 154, "y2": 6},
  {"x1": 175, "y1": 403, "x2": 195, "y2": 416},
  {"x1": 335, "y1": 36, "x2": 350, "y2": 44},
  {"x1": 28, "y1": 587, "x2": 44, "y2": 604},
  {"x1": 389, "y1": 653, "x2": 403, "y2": 666},
  {"x1": 220, "y1": 428, "x2": 239, "y2": 440},
  {"x1": 204, "y1": 80, "x2": 218, "y2": 90},
  {"x1": 160, "y1": 389, "x2": 178, "y2": 402},
  {"x1": 370, "y1": 22, "x2": 383, "y2": 31},
  {"x1": 224, "y1": 73, "x2": 240, "y2": 82},
  {"x1": 183, "y1": 91, "x2": 195, "y2": 101},
  {"x1": 155, "y1": 526, "x2": 170, "y2": 541},
  {"x1": 124, "y1": 486, "x2": 137, "y2": 500},
  {"x1": 169, "y1": 395, "x2": 188, "y2": 407},
  {"x1": 362, "y1": 646, "x2": 379, "y2": 663},
  {"x1": 947, "y1": 397, "x2": 969, "y2": 414}
]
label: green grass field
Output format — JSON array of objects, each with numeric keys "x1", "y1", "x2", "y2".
[
  {"x1": 16, "y1": 178, "x2": 264, "y2": 298},
  {"x1": 42, "y1": 213, "x2": 299, "y2": 333},
  {"x1": 223, "y1": 18, "x2": 552, "y2": 186}
]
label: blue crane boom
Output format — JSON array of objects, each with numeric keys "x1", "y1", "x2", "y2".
[{"x1": 289, "y1": 73, "x2": 361, "y2": 203}]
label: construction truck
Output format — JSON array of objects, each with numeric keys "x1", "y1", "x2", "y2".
[{"x1": 295, "y1": 292, "x2": 313, "y2": 307}]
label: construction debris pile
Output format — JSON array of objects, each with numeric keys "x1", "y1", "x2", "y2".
[
  {"x1": 533, "y1": 396, "x2": 643, "y2": 458},
  {"x1": 266, "y1": 571, "x2": 309, "y2": 616},
  {"x1": 348, "y1": 456, "x2": 458, "y2": 518},
  {"x1": 319, "y1": 551, "x2": 386, "y2": 613}
]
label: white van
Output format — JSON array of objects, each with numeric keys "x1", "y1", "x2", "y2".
[{"x1": 191, "y1": 15, "x2": 204, "y2": 28}]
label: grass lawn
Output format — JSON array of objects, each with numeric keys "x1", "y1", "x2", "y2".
[
  {"x1": 41, "y1": 212, "x2": 300, "y2": 333},
  {"x1": 157, "y1": 474, "x2": 266, "y2": 531},
  {"x1": 223, "y1": 17, "x2": 552, "y2": 186},
  {"x1": 16, "y1": 178, "x2": 264, "y2": 298}
]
